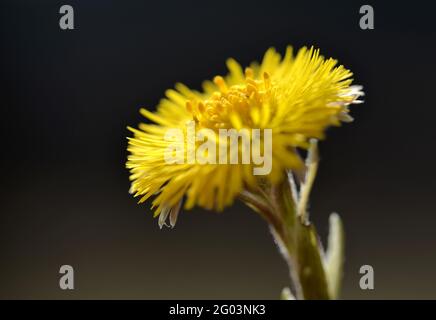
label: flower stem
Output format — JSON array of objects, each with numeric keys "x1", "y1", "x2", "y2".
[
  {"x1": 239, "y1": 140, "x2": 334, "y2": 300},
  {"x1": 271, "y1": 178, "x2": 330, "y2": 300}
]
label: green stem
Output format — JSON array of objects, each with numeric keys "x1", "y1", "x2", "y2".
[
  {"x1": 239, "y1": 139, "x2": 338, "y2": 300},
  {"x1": 272, "y1": 177, "x2": 330, "y2": 300},
  {"x1": 240, "y1": 172, "x2": 331, "y2": 299}
]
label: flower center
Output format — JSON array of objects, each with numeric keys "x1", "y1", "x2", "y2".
[{"x1": 186, "y1": 68, "x2": 274, "y2": 130}]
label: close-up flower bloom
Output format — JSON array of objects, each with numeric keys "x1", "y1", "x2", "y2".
[
  {"x1": 5, "y1": 0, "x2": 436, "y2": 305},
  {"x1": 126, "y1": 45, "x2": 365, "y2": 300},
  {"x1": 126, "y1": 46, "x2": 363, "y2": 227}
]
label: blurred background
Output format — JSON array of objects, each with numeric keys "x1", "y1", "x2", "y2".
[{"x1": 1, "y1": 0, "x2": 435, "y2": 299}]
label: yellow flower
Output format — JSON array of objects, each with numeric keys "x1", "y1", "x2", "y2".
[{"x1": 126, "y1": 46, "x2": 363, "y2": 227}]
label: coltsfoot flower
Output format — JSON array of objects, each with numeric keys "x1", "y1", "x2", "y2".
[{"x1": 126, "y1": 46, "x2": 363, "y2": 228}]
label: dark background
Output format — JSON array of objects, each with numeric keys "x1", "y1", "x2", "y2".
[{"x1": 1, "y1": 0, "x2": 435, "y2": 299}]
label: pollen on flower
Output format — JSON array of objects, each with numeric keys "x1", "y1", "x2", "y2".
[
  {"x1": 126, "y1": 45, "x2": 364, "y2": 227},
  {"x1": 186, "y1": 68, "x2": 275, "y2": 130}
]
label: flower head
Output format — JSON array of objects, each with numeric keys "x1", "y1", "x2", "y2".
[{"x1": 126, "y1": 46, "x2": 363, "y2": 227}]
